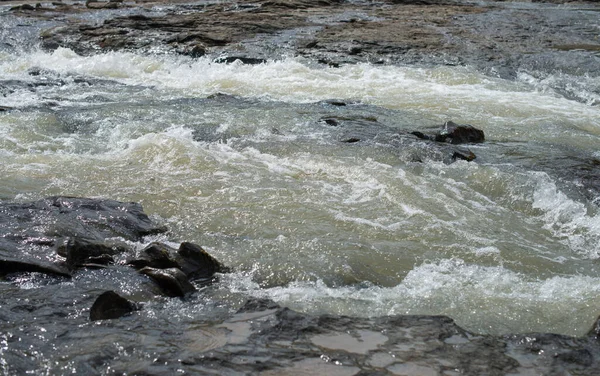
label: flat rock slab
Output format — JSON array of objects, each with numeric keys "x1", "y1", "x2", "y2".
[{"x1": 0, "y1": 196, "x2": 166, "y2": 277}]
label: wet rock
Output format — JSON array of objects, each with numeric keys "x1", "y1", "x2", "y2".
[
  {"x1": 438, "y1": 121, "x2": 485, "y2": 144},
  {"x1": 179, "y1": 43, "x2": 206, "y2": 58},
  {"x1": 0, "y1": 259, "x2": 70, "y2": 278},
  {"x1": 10, "y1": 4, "x2": 35, "y2": 11},
  {"x1": 214, "y1": 56, "x2": 268, "y2": 65},
  {"x1": 322, "y1": 118, "x2": 339, "y2": 126},
  {"x1": 129, "y1": 241, "x2": 228, "y2": 282},
  {"x1": 89, "y1": 291, "x2": 140, "y2": 321},
  {"x1": 139, "y1": 267, "x2": 196, "y2": 297},
  {"x1": 57, "y1": 237, "x2": 129, "y2": 270},
  {"x1": 588, "y1": 315, "x2": 600, "y2": 339},
  {"x1": 177, "y1": 242, "x2": 229, "y2": 280},
  {"x1": 0, "y1": 196, "x2": 167, "y2": 278},
  {"x1": 452, "y1": 149, "x2": 477, "y2": 162},
  {"x1": 128, "y1": 242, "x2": 180, "y2": 270},
  {"x1": 412, "y1": 121, "x2": 485, "y2": 145}
]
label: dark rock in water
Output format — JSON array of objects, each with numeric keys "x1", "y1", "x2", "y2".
[
  {"x1": 177, "y1": 242, "x2": 229, "y2": 280},
  {"x1": 452, "y1": 149, "x2": 477, "y2": 162},
  {"x1": 180, "y1": 43, "x2": 206, "y2": 58},
  {"x1": 342, "y1": 137, "x2": 361, "y2": 143},
  {"x1": 128, "y1": 242, "x2": 180, "y2": 270},
  {"x1": 57, "y1": 237, "x2": 129, "y2": 270},
  {"x1": 129, "y1": 241, "x2": 228, "y2": 282},
  {"x1": 10, "y1": 4, "x2": 35, "y2": 11},
  {"x1": 0, "y1": 259, "x2": 70, "y2": 278},
  {"x1": 321, "y1": 117, "x2": 339, "y2": 126},
  {"x1": 214, "y1": 56, "x2": 267, "y2": 65},
  {"x1": 0, "y1": 196, "x2": 167, "y2": 278},
  {"x1": 412, "y1": 121, "x2": 485, "y2": 145},
  {"x1": 323, "y1": 99, "x2": 347, "y2": 107},
  {"x1": 89, "y1": 291, "x2": 140, "y2": 321},
  {"x1": 139, "y1": 267, "x2": 196, "y2": 297},
  {"x1": 0, "y1": 106, "x2": 13, "y2": 112},
  {"x1": 437, "y1": 121, "x2": 485, "y2": 144}
]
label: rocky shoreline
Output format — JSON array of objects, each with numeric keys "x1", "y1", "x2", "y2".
[{"x1": 5, "y1": 0, "x2": 600, "y2": 80}]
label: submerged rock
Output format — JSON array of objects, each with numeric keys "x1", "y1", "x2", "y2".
[{"x1": 89, "y1": 291, "x2": 140, "y2": 321}]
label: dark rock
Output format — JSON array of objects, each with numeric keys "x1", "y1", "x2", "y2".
[
  {"x1": 177, "y1": 242, "x2": 229, "y2": 280},
  {"x1": 324, "y1": 100, "x2": 347, "y2": 107},
  {"x1": 322, "y1": 118, "x2": 339, "y2": 126},
  {"x1": 58, "y1": 237, "x2": 129, "y2": 270},
  {"x1": 236, "y1": 298, "x2": 281, "y2": 313},
  {"x1": 0, "y1": 259, "x2": 70, "y2": 278},
  {"x1": 452, "y1": 149, "x2": 476, "y2": 162},
  {"x1": 0, "y1": 106, "x2": 13, "y2": 112},
  {"x1": 436, "y1": 121, "x2": 485, "y2": 144},
  {"x1": 127, "y1": 242, "x2": 177, "y2": 270},
  {"x1": 342, "y1": 137, "x2": 361, "y2": 143},
  {"x1": 413, "y1": 121, "x2": 485, "y2": 145},
  {"x1": 181, "y1": 43, "x2": 206, "y2": 58},
  {"x1": 89, "y1": 291, "x2": 140, "y2": 321},
  {"x1": 411, "y1": 130, "x2": 430, "y2": 140},
  {"x1": 128, "y1": 241, "x2": 227, "y2": 282},
  {"x1": 0, "y1": 196, "x2": 167, "y2": 278},
  {"x1": 139, "y1": 267, "x2": 196, "y2": 297},
  {"x1": 10, "y1": 4, "x2": 35, "y2": 11},
  {"x1": 214, "y1": 56, "x2": 267, "y2": 65}
]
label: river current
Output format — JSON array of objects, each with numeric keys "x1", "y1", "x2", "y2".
[{"x1": 2, "y1": 7, "x2": 600, "y2": 343}]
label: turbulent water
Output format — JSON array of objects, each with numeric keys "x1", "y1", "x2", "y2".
[{"x1": 2, "y1": 10, "x2": 600, "y2": 343}]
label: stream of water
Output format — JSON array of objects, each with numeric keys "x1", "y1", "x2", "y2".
[{"x1": 2, "y1": 9, "x2": 600, "y2": 342}]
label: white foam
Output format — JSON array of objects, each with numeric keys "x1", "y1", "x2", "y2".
[
  {"x1": 531, "y1": 171, "x2": 600, "y2": 259},
  {"x1": 222, "y1": 258, "x2": 600, "y2": 335}
]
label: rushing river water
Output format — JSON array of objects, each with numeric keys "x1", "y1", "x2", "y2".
[{"x1": 2, "y1": 6, "x2": 600, "y2": 347}]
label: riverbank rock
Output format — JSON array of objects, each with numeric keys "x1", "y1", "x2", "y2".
[
  {"x1": 129, "y1": 241, "x2": 229, "y2": 281},
  {"x1": 139, "y1": 267, "x2": 197, "y2": 297},
  {"x1": 89, "y1": 290, "x2": 141, "y2": 321},
  {"x1": 0, "y1": 196, "x2": 167, "y2": 278}
]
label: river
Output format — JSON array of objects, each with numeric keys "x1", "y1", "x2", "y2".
[{"x1": 1, "y1": 1, "x2": 600, "y2": 373}]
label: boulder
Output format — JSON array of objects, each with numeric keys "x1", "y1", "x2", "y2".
[
  {"x1": 129, "y1": 241, "x2": 228, "y2": 281},
  {"x1": 412, "y1": 121, "x2": 485, "y2": 145},
  {"x1": 89, "y1": 291, "x2": 140, "y2": 321},
  {"x1": 56, "y1": 237, "x2": 129, "y2": 270},
  {"x1": 139, "y1": 267, "x2": 196, "y2": 297}
]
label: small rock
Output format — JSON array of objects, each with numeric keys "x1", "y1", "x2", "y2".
[
  {"x1": 214, "y1": 56, "x2": 267, "y2": 65},
  {"x1": 321, "y1": 118, "x2": 339, "y2": 126},
  {"x1": 58, "y1": 237, "x2": 129, "y2": 270},
  {"x1": 139, "y1": 267, "x2": 196, "y2": 297},
  {"x1": 128, "y1": 242, "x2": 179, "y2": 270},
  {"x1": 90, "y1": 291, "x2": 140, "y2": 321},
  {"x1": 452, "y1": 150, "x2": 476, "y2": 162},
  {"x1": 436, "y1": 121, "x2": 485, "y2": 144},
  {"x1": 412, "y1": 121, "x2": 485, "y2": 145},
  {"x1": 177, "y1": 242, "x2": 229, "y2": 280}
]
